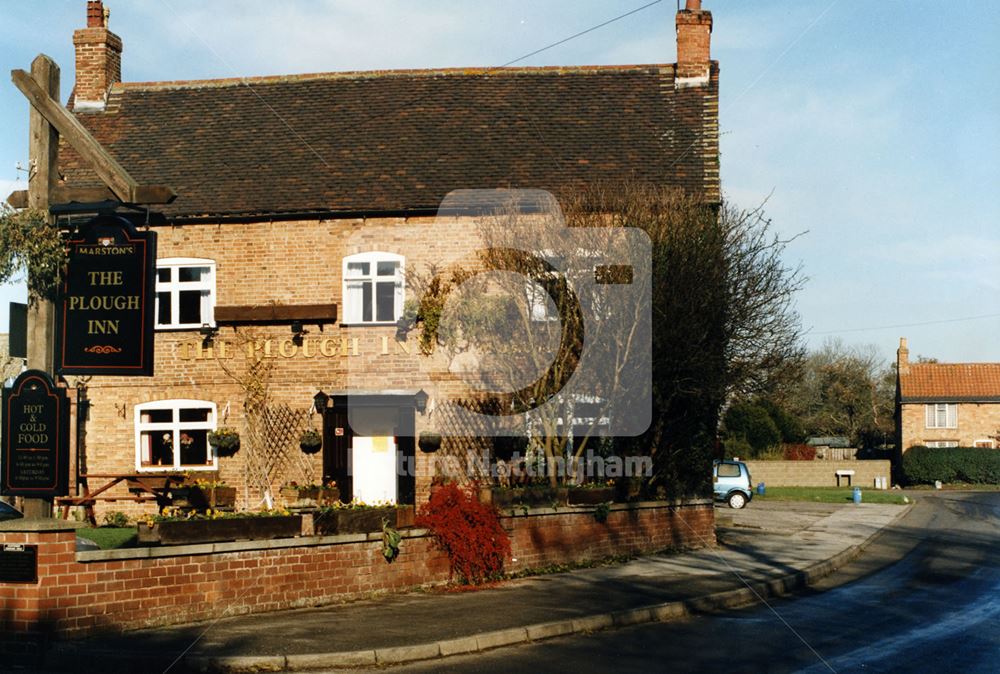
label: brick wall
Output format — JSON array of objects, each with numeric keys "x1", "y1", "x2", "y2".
[
  {"x1": 900, "y1": 402, "x2": 1000, "y2": 450},
  {"x1": 744, "y1": 460, "x2": 892, "y2": 488},
  {"x1": 0, "y1": 500, "x2": 713, "y2": 638}
]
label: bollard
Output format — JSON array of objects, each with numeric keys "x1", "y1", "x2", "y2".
[
  {"x1": 853, "y1": 487, "x2": 862, "y2": 504},
  {"x1": 756, "y1": 482, "x2": 765, "y2": 496}
]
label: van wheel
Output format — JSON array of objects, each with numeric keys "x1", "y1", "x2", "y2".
[{"x1": 728, "y1": 492, "x2": 747, "y2": 509}]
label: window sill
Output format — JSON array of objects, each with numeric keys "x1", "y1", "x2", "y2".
[
  {"x1": 155, "y1": 325, "x2": 216, "y2": 332},
  {"x1": 137, "y1": 466, "x2": 218, "y2": 472},
  {"x1": 339, "y1": 322, "x2": 401, "y2": 328}
]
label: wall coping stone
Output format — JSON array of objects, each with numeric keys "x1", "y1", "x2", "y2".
[
  {"x1": 499, "y1": 498, "x2": 712, "y2": 518},
  {"x1": 0, "y1": 518, "x2": 86, "y2": 533},
  {"x1": 76, "y1": 527, "x2": 433, "y2": 563},
  {"x1": 73, "y1": 499, "x2": 711, "y2": 563}
]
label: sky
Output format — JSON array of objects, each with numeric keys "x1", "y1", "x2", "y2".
[{"x1": 1, "y1": 0, "x2": 998, "y2": 364}]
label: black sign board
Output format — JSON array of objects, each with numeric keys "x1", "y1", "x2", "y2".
[
  {"x1": 55, "y1": 214, "x2": 157, "y2": 376},
  {"x1": 0, "y1": 544, "x2": 38, "y2": 583},
  {"x1": 9, "y1": 302, "x2": 27, "y2": 359},
  {"x1": 1, "y1": 370, "x2": 70, "y2": 498}
]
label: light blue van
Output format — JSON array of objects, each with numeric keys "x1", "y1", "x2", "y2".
[{"x1": 713, "y1": 459, "x2": 753, "y2": 509}]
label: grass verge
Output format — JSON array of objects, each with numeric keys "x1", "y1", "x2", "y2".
[
  {"x1": 756, "y1": 487, "x2": 909, "y2": 505},
  {"x1": 77, "y1": 526, "x2": 138, "y2": 549}
]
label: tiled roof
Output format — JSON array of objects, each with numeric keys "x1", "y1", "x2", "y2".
[
  {"x1": 899, "y1": 363, "x2": 1000, "y2": 401},
  {"x1": 60, "y1": 64, "x2": 720, "y2": 220}
]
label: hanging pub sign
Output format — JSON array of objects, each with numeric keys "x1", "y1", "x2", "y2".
[
  {"x1": 55, "y1": 213, "x2": 157, "y2": 376},
  {"x1": 1, "y1": 370, "x2": 70, "y2": 498}
]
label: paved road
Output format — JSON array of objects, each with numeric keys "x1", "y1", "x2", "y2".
[{"x1": 393, "y1": 492, "x2": 1000, "y2": 673}]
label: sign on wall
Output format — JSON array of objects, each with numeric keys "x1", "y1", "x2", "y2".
[
  {"x1": 0, "y1": 544, "x2": 38, "y2": 584},
  {"x1": 1, "y1": 370, "x2": 70, "y2": 498},
  {"x1": 55, "y1": 214, "x2": 157, "y2": 376}
]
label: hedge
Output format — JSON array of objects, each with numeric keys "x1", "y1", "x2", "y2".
[{"x1": 902, "y1": 446, "x2": 1000, "y2": 485}]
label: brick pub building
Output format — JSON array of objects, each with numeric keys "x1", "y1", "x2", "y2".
[
  {"x1": 1, "y1": 1, "x2": 721, "y2": 639},
  {"x1": 52, "y1": 0, "x2": 721, "y2": 515}
]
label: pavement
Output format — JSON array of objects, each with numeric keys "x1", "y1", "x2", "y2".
[{"x1": 38, "y1": 498, "x2": 913, "y2": 673}]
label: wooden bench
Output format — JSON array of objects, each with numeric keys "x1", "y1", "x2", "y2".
[{"x1": 56, "y1": 473, "x2": 186, "y2": 525}]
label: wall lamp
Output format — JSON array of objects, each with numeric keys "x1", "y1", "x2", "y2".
[
  {"x1": 292, "y1": 320, "x2": 308, "y2": 345},
  {"x1": 313, "y1": 390, "x2": 330, "y2": 414},
  {"x1": 414, "y1": 389, "x2": 429, "y2": 415},
  {"x1": 199, "y1": 323, "x2": 218, "y2": 346}
]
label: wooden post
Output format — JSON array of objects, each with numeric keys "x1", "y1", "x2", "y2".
[{"x1": 23, "y1": 54, "x2": 60, "y2": 519}]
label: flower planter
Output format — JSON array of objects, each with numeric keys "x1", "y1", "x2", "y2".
[
  {"x1": 170, "y1": 486, "x2": 238, "y2": 510},
  {"x1": 137, "y1": 515, "x2": 302, "y2": 546},
  {"x1": 281, "y1": 486, "x2": 340, "y2": 505},
  {"x1": 491, "y1": 487, "x2": 568, "y2": 508},
  {"x1": 314, "y1": 506, "x2": 397, "y2": 535},
  {"x1": 567, "y1": 487, "x2": 615, "y2": 505},
  {"x1": 395, "y1": 505, "x2": 416, "y2": 529}
]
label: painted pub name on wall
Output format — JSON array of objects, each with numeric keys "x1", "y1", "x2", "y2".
[{"x1": 178, "y1": 335, "x2": 418, "y2": 361}]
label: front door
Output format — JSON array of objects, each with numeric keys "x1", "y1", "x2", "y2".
[
  {"x1": 321, "y1": 397, "x2": 416, "y2": 505},
  {"x1": 351, "y1": 436, "x2": 397, "y2": 503}
]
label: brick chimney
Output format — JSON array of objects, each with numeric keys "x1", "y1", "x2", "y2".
[
  {"x1": 897, "y1": 337, "x2": 910, "y2": 376},
  {"x1": 73, "y1": 1, "x2": 122, "y2": 110},
  {"x1": 676, "y1": 0, "x2": 713, "y2": 85}
]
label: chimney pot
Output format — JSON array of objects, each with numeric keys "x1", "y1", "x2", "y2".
[
  {"x1": 74, "y1": 1, "x2": 122, "y2": 109},
  {"x1": 87, "y1": 1, "x2": 105, "y2": 28},
  {"x1": 675, "y1": 1, "x2": 712, "y2": 84}
]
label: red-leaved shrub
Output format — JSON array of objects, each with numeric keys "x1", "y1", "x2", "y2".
[
  {"x1": 783, "y1": 444, "x2": 817, "y2": 461},
  {"x1": 417, "y1": 483, "x2": 511, "y2": 584}
]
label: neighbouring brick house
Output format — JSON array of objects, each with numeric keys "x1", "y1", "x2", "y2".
[
  {"x1": 31, "y1": 0, "x2": 721, "y2": 516},
  {"x1": 896, "y1": 337, "x2": 1000, "y2": 451}
]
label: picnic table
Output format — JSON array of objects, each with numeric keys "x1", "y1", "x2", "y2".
[{"x1": 56, "y1": 472, "x2": 187, "y2": 525}]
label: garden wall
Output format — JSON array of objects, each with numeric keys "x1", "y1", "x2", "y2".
[
  {"x1": 0, "y1": 499, "x2": 713, "y2": 640},
  {"x1": 745, "y1": 460, "x2": 892, "y2": 488}
]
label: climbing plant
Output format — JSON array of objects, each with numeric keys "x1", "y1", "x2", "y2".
[{"x1": 0, "y1": 206, "x2": 65, "y2": 299}]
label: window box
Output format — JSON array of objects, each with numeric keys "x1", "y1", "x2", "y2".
[{"x1": 136, "y1": 515, "x2": 301, "y2": 546}]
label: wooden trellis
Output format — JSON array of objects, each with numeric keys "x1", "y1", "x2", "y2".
[{"x1": 242, "y1": 404, "x2": 316, "y2": 507}]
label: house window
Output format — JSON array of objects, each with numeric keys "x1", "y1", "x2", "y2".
[
  {"x1": 343, "y1": 252, "x2": 404, "y2": 323},
  {"x1": 155, "y1": 258, "x2": 216, "y2": 329},
  {"x1": 135, "y1": 400, "x2": 217, "y2": 471},
  {"x1": 924, "y1": 403, "x2": 957, "y2": 429},
  {"x1": 924, "y1": 440, "x2": 958, "y2": 448},
  {"x1": 974, "y1": 439, "x2": 996, "y2": 448}
]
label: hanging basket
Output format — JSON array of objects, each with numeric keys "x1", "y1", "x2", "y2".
[
  {"x1": 208, "y1": 427, "x2": 241, "y2": 457},
  {"x1": 299, "y1": 429, "x2": 323, "y2": 454}
]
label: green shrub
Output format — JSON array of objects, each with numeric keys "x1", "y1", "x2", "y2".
[
  {"x1": 902, "y1": 446, "x2": 1000, "y2": 485},
  {"x1": 723, "y1": 402, "x2": 781, "y2": 456},
  {"x1": 102, "y1": 511, "x2": 130, "y2": 528}
]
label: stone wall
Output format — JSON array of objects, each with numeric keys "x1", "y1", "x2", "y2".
[
  {"x1": 0, "y1": 500, "x2": 714, "y2": 638},
  {"x1": 744, "y1": 460, "x2": 892, "y2": 488}
]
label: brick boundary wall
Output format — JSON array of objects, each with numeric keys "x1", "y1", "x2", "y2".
[
  {"x1": 744, "y1": 460, "x2": 892, "y2": 488},
  {"x1": 0, "y1": 500, "x2": 713, "y2": 640}
]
